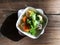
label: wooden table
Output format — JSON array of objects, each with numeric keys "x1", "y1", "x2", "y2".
[{"x1": 0, "y1": 0, "x2": 60, "y2": 45}]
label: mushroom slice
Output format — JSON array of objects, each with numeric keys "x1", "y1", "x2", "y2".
[
  {"x1": 38, "y1": 24, "x2": 42, "y2": 30},
  {"x1": 37, "y1": 15, "x2": 43, "y2": 21}
]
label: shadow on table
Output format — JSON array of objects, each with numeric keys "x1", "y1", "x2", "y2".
[{"x1": 0, "y1": 13, "x2": 25, "y2": 41}]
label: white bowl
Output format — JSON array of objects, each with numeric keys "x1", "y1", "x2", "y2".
[{"x1": 16, "y1": 7, "x2": 48, "y2": 39}]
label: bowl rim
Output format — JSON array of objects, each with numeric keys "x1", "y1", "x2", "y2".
[{"x1": 16, "y1": 7, "x2": 48, "y2": 39}]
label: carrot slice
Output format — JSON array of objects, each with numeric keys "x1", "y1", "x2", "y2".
[
  {"x1": 23, "y1": 24, "x2": 30, "y2": 32},
  {"x1": 22, "y1": 16, "x2": 27, "y2": 22}
]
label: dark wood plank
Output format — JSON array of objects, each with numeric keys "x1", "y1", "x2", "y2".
[
  {"x1": 17, "y1": 15, "x2": 60, "y2": 45},
  {"x1": 0, "y1": 0, "x2": 60, "y2": 14},
  {"x1": 0, "y1": 0, "x2": 60, "y2": 45},
  {"x1": 0, "y1": 15, "x2": 60, "y2": 45}
]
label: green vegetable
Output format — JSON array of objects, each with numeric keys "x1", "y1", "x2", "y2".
[
  {"x1": 27, "y1": 19, "x2": 31, "y2": 25},
  {"x1": 29, "y1": 25, "x2": 36, "y2": 36},
  {"x1": 30, "y1": 28, "x2": 36, "y2": 36},
  {"x1": 26, "y1": 10, "x2": 44, "y2": 36}
]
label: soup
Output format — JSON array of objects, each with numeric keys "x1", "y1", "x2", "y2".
[{"x1": 19, "y1": 9, "x2": 46, "y2": 36}]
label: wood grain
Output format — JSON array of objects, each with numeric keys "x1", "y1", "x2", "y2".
[
  {"x1": 0, "y1": 0, "x2": 60, "y2": 45},
  {"x1": 0, "y1": 0, "x2": 60, "y2": 14},
  {"x1": 0, "y1": 15, "x2": 60, "y2": 45},
  {"x1": 16, "y1": 15, "x2": 60, "y2": 45}
]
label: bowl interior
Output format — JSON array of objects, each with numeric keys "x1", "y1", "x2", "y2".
[{"x1": 16, "y1": 7, "x2": 48, "y2": 39}]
